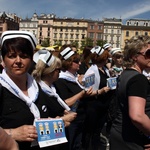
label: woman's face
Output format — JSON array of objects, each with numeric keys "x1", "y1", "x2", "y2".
[
  {"x1": 70, "y1": 59, "x2": 81, "y2": 72},
  {"x1": 136, "y1": 44, "x2": 150, "y2": 69},
  {"x1": 3, "y1": 49, "x2": 32, "y2": 78},
  {"x1": 51, "y1": 68, "x2": 61, "y2": 82},
  {"x1": 113, "y1": 54, "x2": 123, "y2": 66}
]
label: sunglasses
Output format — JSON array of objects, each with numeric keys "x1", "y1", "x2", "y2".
[
  {"x1": 137, "y1": 49, "x2": 150, "y2": 59},
  {"x1": 73, "y1": 59, "x2": 80, "y2": 64},
  {"x1": 55, "y1": 68, "x2": 61, "y2": 72}
]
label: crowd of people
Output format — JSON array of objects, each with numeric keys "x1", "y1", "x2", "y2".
[{"x1": 0, "y1": 30, "x2": 150, "y2": 150}]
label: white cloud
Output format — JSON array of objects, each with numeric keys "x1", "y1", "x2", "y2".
[
  {"x1": 121, "y1": 2, "x2": 150, "y2": 19},
  {"x1": 0, "y1": 0, "x2": 149, "y2": 21}
]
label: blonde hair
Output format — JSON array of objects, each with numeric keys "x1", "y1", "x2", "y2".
[
  {"x1": 124, "y1": 35, "x2": 150, "y2": 67},
  {"x1": 32, "y1": 56, "x2": 62, "y2": 82}
]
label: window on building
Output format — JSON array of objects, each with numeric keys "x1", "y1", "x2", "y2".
[
  {"x1": 33, "y1": 30, "x2": 35, "y2": 34},
  {"x1": 145, "y1": 32, "x2": 148, "y2": 36},
  {"x1": 47, "y1": 32, "x2": 50, "y2": 37},
  {"x1": 60, "y1": 33, "x2": 63, "y2": 38},
  {"x1": 98, "y1": 25, "x2": 102, "y2": 30},
  {"x1": 76, "y1": 29, "x2": 79, "y2": 32},
  {"x1": 116, "y1": 42, "x2": 120, "y2": 48},
  {"x1": 97, "y1": 33, "x2": 102, "y2": 40},
  {"x1": 60, "y1": 28, "x2": 63, "y2": 32},
  {"x1": 89, "y1": 32, "x2": 94, "y2": 38},
  {"x1": 40, "y1": 32, "x2": 42, "y2": 36},
  {"x1": 76, "y1": 34, "x2": 79, "y2": 39},
  {"x1": 70, "y1": 34, "x2": 73, "y2": 39},
  {"x1": 43, "y1": 20, "x2": 47, "y2": 24},
  {"x1": 111, "y1": 35, "x2": 113, "y2": 41},
  {"x1": 82, "y1": 34, "x2": 85, "y2": 39},
  {"x1": 77, "y1": 22, "x2": 79, "y2": 25},
  {"x1": 66, "y1": 28, "x2": 68, "y2": 32},
  {"x1": 65, "y1": 33, "x2": 68, "y2": 39},
  {"x1": 117, "y1": 36, "x2": 120, "y2": 41},
  {"x1": 135, "y1": 31, "x2": 138, "y2": 36},
  {"x1": 27, "y1": 23, "x2": 30, "y2": 27},
  {"x1": 54, "y1": 33, "x2": 57, "y2": 38},
  {"x1": 126, "y1": 31, "x2": 129, "y2": 37},
  {"x1": 90, "y1": 25, "x2": 94, "y2": 30}
]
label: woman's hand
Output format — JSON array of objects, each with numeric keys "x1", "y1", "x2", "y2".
[
  {"x1": 77, "y1": 74, "x2": 84, "y2": 86},
  {"x1": 82, "y1": 87, "x2": 93, "y2": 97},
  {"x1": 0, "y1": 127, "x2": 19, "y2": 150},
  {"x1": 144, "y1": 144, "x2": 150, "y2": 150},
  {"x1": 61, "y1": 110, "x2": 77, "y2": 127},
  {"x1": 103, "y1": 86, "x2": 110, "y2": 93},
  {"x1": 11, "y1": 125, "x2": 38, "y2": 142}
]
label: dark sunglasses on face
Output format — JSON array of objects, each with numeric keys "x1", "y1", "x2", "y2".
[
  {"x1": 137, "y1": 49, "x2": 150, "y2": 59},
  {"x1": 55, "y1": 68, "x2": 61, "y2": 72},
  {"x1": 73, "y1": 59, "x2": 80, "y2": 64}
]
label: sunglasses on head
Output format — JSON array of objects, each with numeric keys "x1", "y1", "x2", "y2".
[{"x1": 137, "y1": 49, "x2": 150, "y2": 59}]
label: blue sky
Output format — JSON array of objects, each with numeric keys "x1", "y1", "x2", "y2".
[{"x1": 0, "y1": 0, "x2": 150, "y2": 23}]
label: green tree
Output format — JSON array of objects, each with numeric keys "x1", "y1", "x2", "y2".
[
  {"x1": 71, "y1": 41, "x2": 79, "y2": 49},
  {"x1": 80, "y1": 37, "x2": 93, "y2": 49},
  {"x1": 41, "y1": 38, "x2": 50, "y2": 47},
  {"x1": 96, "y1": 40, "x2": 105, "y2": 47}
]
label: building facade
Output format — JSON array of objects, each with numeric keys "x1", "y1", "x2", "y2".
[
  {"x1": 87, "y1": 20, "x2": 104, "y2": 46},
  {"x1": 0, "y1": 12, "x2": 19, "y2": 36},
  {"x1": 121, "y1": 19, "x2": 150, "y2": 50},
  {"x1": 37, "y1": 13, "x2": 54, "y2": 45},
  {"x1": 19, "y1": 13, "x2": 38, "y2": 40},
  {"x1": 103, "y1": 18, "x2": 122, "y2": 48},
  {"x1": 52, "y1": 17, "x2": 88, "y2": 47},
  {"x1": 19, "y1": 13, "x2": 150, "y2": 50}
]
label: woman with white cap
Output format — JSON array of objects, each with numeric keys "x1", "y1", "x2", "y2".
[
  {"x1": 82, "y1": 46, "x2": 115, "y2": 150},
  {"x1": 103, "y1": 43, "x2": 113, "y2": 70},
  {"x1": 53, "y1": 44, "x2": 95, "y2": 150},
  {"x1": 109, "y1": 47, "x2": 124, "y2": 77},
  {"x1": 0, "y1": 31, "x2": 76, "y2": 150}
]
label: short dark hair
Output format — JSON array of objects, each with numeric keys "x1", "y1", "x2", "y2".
[{"x1": 1, "y1": 37, "x2": 33, "y2": 59}]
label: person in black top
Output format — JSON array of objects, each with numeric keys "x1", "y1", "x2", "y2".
[
  {"x1": 110, "y1": 35, "x2": 150, "y2": 150},
  {"x1": 81, "y1": 46, "x2": 115, "y2": 150},
  {"x1": 0, "y1": 31, "x2": 76, "y2": 150},
  {"x1": 77, "y1": 46, "x2": 93, "y2": 75},
  {"x1": 54, "y1": 45, "x2": 94, "y2": 150}
]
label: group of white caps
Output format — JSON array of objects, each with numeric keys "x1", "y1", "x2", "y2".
[
  {"x1": 0, "y1": 30, "x2": 122, "y2": 67},
  {"x1": 90, "y1": 43, "x2": 122, "y2": 56}
]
